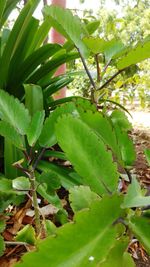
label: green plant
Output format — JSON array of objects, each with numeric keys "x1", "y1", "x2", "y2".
[{"x1": 0, "y1": 4, "x2": 150, "y2": 266}]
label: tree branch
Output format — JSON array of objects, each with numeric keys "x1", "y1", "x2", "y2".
[
  {"x1": 33, "y1": 148, "x2": 46, "y2": 171},
  {"x1": 76, "y1": 47, "x2": 96, "y2": 103},
  {"x1": 97, "y1": 68, "x2": 125, "y2": 91},
  {"x1": 95, "y1": 54, "x2": 101, "y2": 82}
]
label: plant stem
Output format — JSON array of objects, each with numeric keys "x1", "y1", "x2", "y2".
[
  {"x1": 76, "y1": 47, "x2": 96, "y2": 103},
  {"x1": 95, "y1": 54, "x2": 101, "y2": 82},
  {"x1": 28, "y1": 166, "x2": 41, "y2": 235},
  {"x1": 33, "y1": 148, "x2": 46, "y2": 171},
  {"x1": 125, "y1": 168, "x2": 132, "y2": 183},
  {"x1": 97, "y1": 69, "x2": 125, "y2": 91},
  {"x1": 5, "y1": 241, "x2": 28, "y2": 246}
]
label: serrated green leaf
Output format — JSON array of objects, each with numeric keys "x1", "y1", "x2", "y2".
[
  {"x1": 123, "y1": 252, "x2": 135, "y2": 267},
  {"x1": 0, "y1": 89, "x2": 30, "y2": 134},
  {"x1": 43, "y1": 220, "x2": 56, "y2": 236},
  {"x1": 0, "y1": 121, "x2": 24, "y2": 149},
  {"x1": 122, "y1": 178, "x2": 150, "y2": 208},
  {"x1": 12, "y1": 177, "x2": 30, "y2": 192},
  {"x1": 83, "y1": 37, "x2": 124, "y2": 60},
  {"x1": 43, "y1": 5, "x2": 89, "y2": 58},
  {"x1": 110, "y1": 111, "x2": 135, "y2": 166},
  {"x1": 16, "y1": 225, "x2": 36, "y2": 245},
  {"x1": 0, "y1": 177, "x2": 12, "y2": 192},
  {"x1": 39, "y1": 99, "x2": 97, "y2": 148},
  {"x1": 144, "y1": 149, "x2": 150, "y2": 166},
  {"x1": 86, "y1": 20, "x2": 100, "y2": 35},
  {"x1": 24, "y1": 84, "x2": 43, "y2": 116},
  {"x1": 69, "y1": 186, "x2": 100, "y2": 212},
  {"x1": 110, "y1": 110, "x2": 132, "y2": 131},
  {"x1": 16, "y1": 195, "x2": 122, "y2": 267},
  {"x1": 38, "y1": 171, "x2": 61, "y2": 195},
  {"x1": 99, "y1": 239, "x2": 135, "y2": 267},
  {"x1": 0, "y1": 235, "x2": 5, "y2": 257},
  {"x1": 27, "y1": 111, "x2": 45, "y2": 147},
  {"x1": 79, "y1": 110, "x2": 120, "y2": 159},
  {"x1": 56, "y1": 115, "x2": 119, "y2": 195},
  {"x1": 37, "y1": 160, "x2": 82, "y2": 189},
  {"x1": 37, "y1": 184, "x2": 62, "y2": 208},
  {"x1": 39, "y1": 102, "x2": 78, "y2": 148},
  {"x1": 129, "y1": 216, "x2": 150, "y2": 254},
  {"x1": 114, "y1": 127, "x2": 136, "y2": 166},
  {"x1": 0, "y1": 177, "x2": 17, "y2": 212},
  {"x1": 117, "y1": 38, "x2": 150, "y2": 70}
]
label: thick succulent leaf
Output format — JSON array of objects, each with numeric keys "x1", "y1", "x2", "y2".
[
  {"x1": 37, "y1": 171, "x2": 61, "y2": 195},
  {"x1": 110, "y1": 110, "x2": 132, "y2": 131},
  {"x1": 129, "y1": 216, "x2": 150, "y2": 254},
  {"x1": 43, "y1": 220, "x2": 57, "y2": 236},
  {"x1": 114, "y1": 125, "x2": 135, "y2": 166},
  {"x1": 0, "y1": 121, "x2": 25, "y2": 149},
  {"x1": 39, "y1": 102, "x2": 78, "y2": 148},
  {"x1": 0, "y1": 235, "x2": 5, "y2": 257},
  {"x1": 0, "y1": 178, "x2": 17, "y2": 211},
  {"x1": 24, "y1": 84, "x2": 43, "y2": 116},
  {"x1": 110, "y1": 111, "x2": 135, "y2": 166},
  {"x1": 27, "y1": 111, "x2": 45, "y2": 147},
  {"x1": 83, "y1": 37, "x2": 124, "y2": 60},
  {"x1": 144, "y1": 149, "x2": 150, "y2": 166},
  {"x1": 69, "y1": 186, "x2": 100, "y2": 212},
  {"x1": 99, "y1": 239, "x2": 135, "y2": 267},
  {"x1": 79, "y1": 110, "x2": 120, "y2": 159},
  {"x1": 0, "y1": 0, "x2": 40, "y2": 87},
  {"x1": 37, "y1": 184, "x2": 62, "y2": 208},
  {"x1": 12, "y1": 177, "x2": 30, "y2": 192},
  {"x1": 37, "y1": 161, "x2": 82, "y2": 189},
  {"x1": 117, "y1": 38, "x2": 150, "y2": 70},
  {"x1": 16, "y1": 225, "x2": 36, "y2": 245},
  {"x1": 56, "y1": 115, "x2": 119, "y2": 195},
  {"x1": 39, "y1": 99, "x2": 97, "y2": 148},
  {"x1": 86, "y1": 20, "x2": 100, "y2": 35},
  {"x1": 122, "y1": 178, "x2": 150, "y2": 208},
  {"x1": 16, "y1": 195, "x2": 122, "y2": 267},
  {"x1": 43, "y1": 5, "x2": 89, "y2": 58},
  {"x1": 0, "y1": 89, "x2": 30, "y2": 134},
  {"x1": 122, "y1": 252, "x2": 136, "y2": 267}
]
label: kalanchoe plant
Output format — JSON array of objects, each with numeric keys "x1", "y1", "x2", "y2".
[{"x1": 0, "y1": 3, "x2": 150, "y2": 266}]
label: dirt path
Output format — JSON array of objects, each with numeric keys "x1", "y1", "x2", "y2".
[{"x1": 129, "y1": 111, "x2": 150, "y2": 137}]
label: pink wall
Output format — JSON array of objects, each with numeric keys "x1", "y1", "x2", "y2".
[{"x1": 50, "y1": 0, "x2": 66, "y2": 99}]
